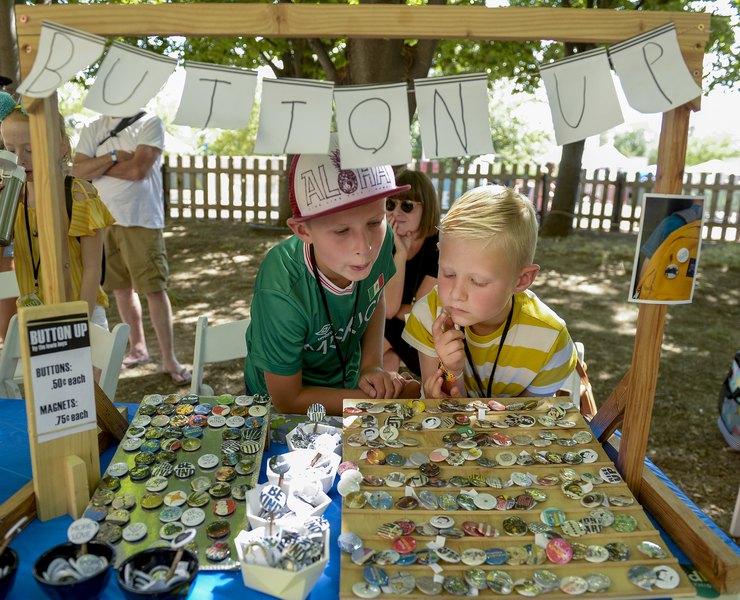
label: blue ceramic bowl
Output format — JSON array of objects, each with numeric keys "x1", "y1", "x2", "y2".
[
  {"x1": 32, "y1": 541, "x2": 115, "y2": 600},
  {"x1": 116, "y1": 548, "x2": 198, "y2": 600},
  {"x1": 0, "y1": 548, "x2": 19, "y2": 600}
]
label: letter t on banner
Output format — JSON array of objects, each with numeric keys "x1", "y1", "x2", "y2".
[
  {"x1": 84, "y1": 42, "x2": 177, "y2": 117},
  {"x1": 17, "y1": 22, "x2": 105, "y2": 99},
  {"x1": 539, "y1": 48, "x2": 623, "y2": 146},
  {"x1": 174, "y1": 62, "x2": 258, "y2": 129},
  {"x1": 254, "y1": 78, "x2": 334, "y2": 155},
  {"x1": 414, "y1": 73, "x2": 493, "y2": 159},
  {"x1": 608, "y1": 23, "x2": 702, "y2": 114},
  {"x1": 334, "y1": 82, "x2": 411, "y2": 169}
]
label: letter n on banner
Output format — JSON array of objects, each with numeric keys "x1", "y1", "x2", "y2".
[
  {"x1": 608, "y1": 23, "x2": 702, "y2": 114},
  {"x1": 334, "y1": 82, "x2": 411, "y2": 169},
  {"x1": 254, "y1": 78, "x2": 334, "y2": 155},
  {"x1": 414, "y1": 73, "x2": 493, "y2": 159},
  {"x1": 84, "y1": 42, "x2": 177, "y2": 117},
  {"x1": 17, "y1": 22, "x2": 105, "y2": 99},
  {"x1": 174, "y1": 61, "x2": 258, "y2": 129},
  {"x1": 539, "y1": 48, "x2": 623, "y2": 146}
]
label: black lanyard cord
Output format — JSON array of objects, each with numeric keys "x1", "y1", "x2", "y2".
[
  {"x1": 310, "y1": 244, "x2": 361, "y2": 387},
  {"x1": 463, "y1": 295, "x2": 515, "y2": 398},
  {"x1": 22, "y1": 185, "x2": 40, "y2": 290}
]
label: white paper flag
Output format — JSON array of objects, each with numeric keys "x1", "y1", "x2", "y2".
[
  {"x1": 414, "y1": 73, "x2": 493, "y2": 159},
  {"x1": 17, "y1": 22, "x2": 105, "y2": 98},
  {"x1": 540, "y1": 48, "x2": 623, "y2": 146},
  {"x1": 254, "y1": 78, "x2": 334, "y2": 154},
  {"x1": 84, "y1": 42, "x2": 176, "y2": 117},
  {"x1": 609, "y1": 23, "x2": 702, "y2": 114},
  {"x1": 174, "y1": 61, "x2": 258, "y2": 129},
  {"x1": 334, "y1": 82, "x2": 411, "y2": 169}
]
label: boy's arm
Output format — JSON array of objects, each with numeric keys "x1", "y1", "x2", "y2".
[{"x1": 264, "y1": 370, "x2": 370, "y2": 416}]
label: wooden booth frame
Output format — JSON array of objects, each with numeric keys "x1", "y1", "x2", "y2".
[{"x1": 6, "y1": 3, "x2": 738, "y2": 593}]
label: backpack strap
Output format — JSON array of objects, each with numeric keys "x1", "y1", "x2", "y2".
[{"x1": 98, "y1": 111, "x2": 147, "y2": 146}]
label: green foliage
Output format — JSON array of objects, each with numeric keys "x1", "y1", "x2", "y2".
[
  {"x1": 685, "y1": 134, "x2": 740, "y2": 166},
  {"x1": 611, "y1": 128, "x2": 657, "y2": 158}
]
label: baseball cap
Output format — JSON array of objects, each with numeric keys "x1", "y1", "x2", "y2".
[{"x1": 289, "y1": 135, "x2": 410, "y2": 222}]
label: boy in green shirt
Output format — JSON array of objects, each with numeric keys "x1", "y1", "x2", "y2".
[{"x1": 245, "y1": 138, "x2": 421, "y2": 414}]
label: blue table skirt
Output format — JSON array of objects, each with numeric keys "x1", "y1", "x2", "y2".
[{"x1": 1, "y1": 399, "x2": 737, "y2": 599}]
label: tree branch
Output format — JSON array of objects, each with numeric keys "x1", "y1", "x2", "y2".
[
  {"x1": 260, "y1": 50, "x2": 285, "y2": 78},
  {"x1": 307, "y1": 38, "x2": 337, "y2": 82}
]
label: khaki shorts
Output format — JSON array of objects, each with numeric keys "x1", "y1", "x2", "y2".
[{"x1": 104, "y1": 225, "x2": 169, "y2": 294}]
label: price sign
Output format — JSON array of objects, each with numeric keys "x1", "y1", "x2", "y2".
[{"x1": 27, "y1": 314, "x2": 95, "y2": 442}]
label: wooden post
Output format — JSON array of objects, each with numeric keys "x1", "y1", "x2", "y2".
[{"x1": 616, "y1": 104, "x2": 691, "y2": 496}]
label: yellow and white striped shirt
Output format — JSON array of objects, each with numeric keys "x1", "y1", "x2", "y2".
[
  {"x1": 402, "y1": 287, "x2": 577, "y2": 397},
  {"x1": 14, "y1": 178, "x2": 115, "y2": 308}
]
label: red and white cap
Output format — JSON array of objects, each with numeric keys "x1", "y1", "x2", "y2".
[{"x1": 290, "y1": 135, "x2": 410, "y2": 222}]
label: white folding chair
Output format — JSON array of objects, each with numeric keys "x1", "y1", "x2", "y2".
[
  {"x1": 1, "y1": 317, "x2": 130, "y2": 402},
  {"x1": 191, "y1": 315, "x2": 250, "y2": 395},
  {"x1": 560, "y1": 341, "x2": 595, "y2": 416}
]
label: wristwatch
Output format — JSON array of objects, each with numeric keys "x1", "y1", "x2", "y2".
[{"x1": 110, "y1": 149, "x2": 118, "y2": 164}]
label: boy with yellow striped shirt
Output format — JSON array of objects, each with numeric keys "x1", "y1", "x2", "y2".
[{"x1": 402, "y1": 185, "x2": 577, "y2": 399}]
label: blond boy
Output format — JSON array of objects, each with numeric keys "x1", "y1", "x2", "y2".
[{"x1": 403, "y1": 185, "x2": 577, "y2": 399}]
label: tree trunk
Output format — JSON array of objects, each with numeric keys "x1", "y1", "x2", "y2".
[
  {"x1": 539, "y1": 39, "x2": 592, "y2": 238},
  {"x1": 540, "y1": 139, "x2": 585, "y2": 237},
  {"x1": 0, "y1": 0, "x2": 18, "y2": 89}
]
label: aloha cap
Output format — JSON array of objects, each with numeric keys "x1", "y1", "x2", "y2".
[{"x1": 289, "y1": 134, "x2": 410, "y2": 222}]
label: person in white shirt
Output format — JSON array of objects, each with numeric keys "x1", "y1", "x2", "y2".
[{"x1": 72, "y1": 112, "x2": 191, "y2": 386}]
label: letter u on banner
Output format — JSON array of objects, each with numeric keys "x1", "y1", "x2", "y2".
[
  {"x1": 84, "y1": 41, "x2": 177, "y2": 117},
  {"x1": 608, "y1": 23, "x2": 702, "y2": 114},
  {"x1": 414, "y1": 73, "x2": 493, "y2": 159},
  {"x1": 254, "y1": 78, "x2": 334, "y2": 155},
  {"x1": 540, "y1": 48, "x2": 623, "y2": 146},
  {"x1": 334, "y1": 82, "x2": 411, "y2": 169},
  {"x1": 17, "y1": 22, "x2": 105, "y2": 99},
  {"x1": 174, "y1": 61, "x2": 258, "y2": 129}
]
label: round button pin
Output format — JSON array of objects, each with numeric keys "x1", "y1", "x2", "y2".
[
  {"x1": 653, "y1": 565, "x2": 680, "y2": 589},
  {"x1": 122, "y1": 521, "x2": 148, "y2": 543}
]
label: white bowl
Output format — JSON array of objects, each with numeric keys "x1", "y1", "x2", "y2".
[
  {"x1": 246, "y1": 482, "x2": 331, "y2": 530},
  {"x1": 266, "y1": 449, "x2": 340, "y2": 494},
  {"x1": 285, "y1": 422, "x2": 343, "y2": 456},
  {"x1": 235, "y1": 527, "x2": 329, "y2": 600}
]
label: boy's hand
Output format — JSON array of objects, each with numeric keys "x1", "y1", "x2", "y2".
[
  {"x1": 424, "y1": 368, "x2": 462, "y2": 399},
  {"x1": 359, "y1": 367, "x2": 404, "y2": 399},
  {"x1": 432, "y1": 312, "x2": 465, "y2": 376}
]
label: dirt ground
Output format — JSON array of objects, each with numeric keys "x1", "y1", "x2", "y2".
[{"x1": 114, "y1": 219, "x2": 740, "y2": 541}]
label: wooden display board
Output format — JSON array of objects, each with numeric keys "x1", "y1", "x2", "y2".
[
  {"x1": 340, "y1": 398, "x2": 694, "y2": 598},
  {"x1": 18, "y1": 302, "x2": 100, "y2": 521},
  {"x1": 84, "y1": 392, "x2": 269, "y2": 570}
]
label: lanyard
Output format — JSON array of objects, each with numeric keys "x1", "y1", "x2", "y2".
[
  {"x1": 22, "y1": 186, "x2": 41, "y2": 292},
  {"x1": 463, "y1": 295, "x2": 515, "y2": 398},
  {"x1": 310, "y1": 244, "x2": 360, "y2": 387}
]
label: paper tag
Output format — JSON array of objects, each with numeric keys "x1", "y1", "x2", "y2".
[
  {"x1": 405, "y1": 486, "x2": 418, "y2": 499},
  {"x1": 470, "y1": 587, "x2": 479, "y2": 596},
  {"x1": 433, "y1": 573, "x2": 445, "y2": 583},
  {"x1": 477, "y1": 408, "x2": 486, "y2": 421},
  {"x1": 429, "y1": 563, "x2": 444, "y2": 575},
  {"x1": 359, "y1": 450, "x2": 368, "y2": 460},
  {"x1": 465, "y1": 488, "x2": 478, "y2": 496},
  {"x1": 436, "y1": 535, "x2": 446, "y2": 548},
  {"x1": 534, "y1": 532, "x2": 550, "y2": 549},
  {"x1": 426, "y1": 540, "x2": 440, "y2": 550}
]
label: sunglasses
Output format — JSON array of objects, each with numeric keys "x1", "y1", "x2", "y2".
[{"x1": 386, "y1": 198, "x2": 421, "y2": 213}]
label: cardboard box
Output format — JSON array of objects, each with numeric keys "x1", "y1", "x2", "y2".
[
  {"x1": 246, "y1": 482, "x2": 331, "y2": 531},
  {"x1": 266, "y1": 449, "x2": 340, "y2": 494}
]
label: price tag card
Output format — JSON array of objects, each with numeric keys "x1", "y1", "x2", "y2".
[{"x1": 27, "y1": 314, "x2": 96, "y2": 443}]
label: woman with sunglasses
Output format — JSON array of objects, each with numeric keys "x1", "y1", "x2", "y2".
[{"x1": 383, "y1": 169, "x2": 440, "y2": 375}]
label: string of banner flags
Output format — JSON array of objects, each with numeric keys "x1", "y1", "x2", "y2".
[{"x1": 18, "y1": 20, "x2": 701, "y2": 169}]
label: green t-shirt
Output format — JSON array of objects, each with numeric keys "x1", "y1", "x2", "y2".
[{"x1": 244, "y1": 227, "x2": 396, "y2": 393}]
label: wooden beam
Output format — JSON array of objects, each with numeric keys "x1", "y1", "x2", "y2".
[
  {"x1": 0, "y1": 406, "x2": 128, "y2": 539},
  {"x1": 616, "y1": 104, "x2": 691, "y2": 496},
  {"x1": 94, "y1": 384, "x2": 128, "y2": 441},
  {"x1": 604, "y1": 437, "x2": 740, "y2": 595},
  {"x1": 15, "y1": 5, "x2": 709, "y2": 79},
  {"x1": 26, "y1": 95, "x2": 71, "y2": 304},
  {"x1": 587, "y1": 370, "x2": 630, "y2": 442}
]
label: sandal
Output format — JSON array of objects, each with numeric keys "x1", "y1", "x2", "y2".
[
  {"x1": 165, "y1": 367, "x2": 192, "y2": 387},
  {"x1": 122, "y1": 355, "x2": 153, "y2": 369}
]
